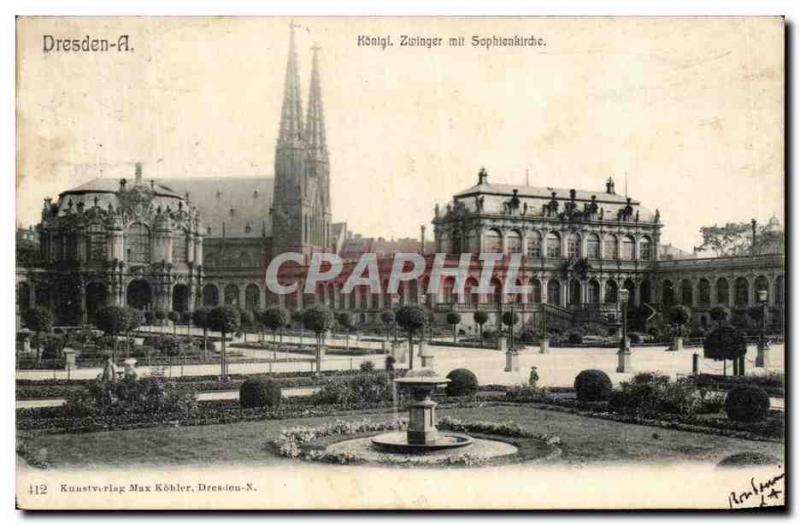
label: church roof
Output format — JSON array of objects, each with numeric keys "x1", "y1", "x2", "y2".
[{"x1": 159, "y1": 177, "x2": 274, "y2": 239}]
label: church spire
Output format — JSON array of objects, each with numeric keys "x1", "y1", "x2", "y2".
[
  {"x1": 306, "y1": 44, "x2": 326, "y2": 152},
  {"x1": 278, "y1": 22, "x2": 304, "y2": 145}
]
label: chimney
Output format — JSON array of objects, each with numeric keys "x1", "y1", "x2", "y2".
[
  {"x1": 606, "y1": 177, "x2": 615, "y2": 194},
  {"x1": 751, "y1": 218, "x2": 757, "y2": 255}
]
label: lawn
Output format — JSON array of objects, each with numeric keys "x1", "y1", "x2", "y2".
[{"x1": 20, "y1": 404, "x2": 783, "y2": 469}]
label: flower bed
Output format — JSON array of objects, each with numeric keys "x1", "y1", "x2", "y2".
[
  {"x1": 273, "y1": 416, "x2": 561, "y2": 466},
  {"x1": 502, "y1": 388, "x2": 783, "y2": 442}
]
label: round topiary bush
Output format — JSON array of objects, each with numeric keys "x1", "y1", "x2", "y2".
[
  {"x1": 239, "y1": 378, "x2": 282, "y2": 409},
  {"x1": 445, "y1": 368, "x2": 479, "y2": 397},
  {"x1": 568, "y1": 332, "x2": 583, "y2": 345},
  {"x1": 724, "y1": 385, "x2": 770, "y2": 423},
  {"x1": 574, "y1": 369, "x2": 612, "y2": 402}
]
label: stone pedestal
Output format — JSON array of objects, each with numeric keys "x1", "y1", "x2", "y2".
[
  {"x1": 419, "y1": 342, "x2": 434, "y2": 368},
  {"x1": 504, "y1": 351, "x2": 520, "y2": 372},
  {"x1": 755, "y1": 343, "x2": 769, "y2": 368},
  {"x1": 539, "y1": 339, "x2": 549, "y2": 354},
  {"x1": 692, "y1": 353, "x2": 699, "y2": 375},
  {"x1": 497, "y1": 336, "x2": 507, "y2": 352},
  {"x1": 63, "y1": 349, "x2": 76, "y2": 370},
  {"x1": 407, "y1": 398, "x2": 439, "y2": 445},
  {"x1": 616, "y1": 338, "x2": 632, "y2": 373}
]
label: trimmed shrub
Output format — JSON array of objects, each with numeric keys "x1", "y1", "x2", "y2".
[
  {"x1": 359, "y1": 360, "x2": 375, "y2": 373},
  {"x1": 445, "y1": 368, "x2": 479, "y2": 397},
  {"x1": 239, "y1": 378, "x2": 282, "y2": 409},
  {"x1": 567, "y1": 332, "x2": 583, "y2": 345},
  {"x1": 574, "y1": 369, "x2": 612, "y2": 402},
  {"x1": 724, "y1": 385, "x2": 770, "y2": 423}
]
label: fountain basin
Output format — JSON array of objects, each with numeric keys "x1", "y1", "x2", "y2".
[{"x1": 371, "y1": 431, "x2": 474, "y2": 453}]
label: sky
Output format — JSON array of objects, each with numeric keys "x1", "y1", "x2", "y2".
[{"x1": 16, "y1": 17, "x2": 784, "y2": 250}]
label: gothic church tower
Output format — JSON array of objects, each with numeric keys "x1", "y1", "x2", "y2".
[{"x1": 271, "y1": 26, "x2": 331, "y2": 259}]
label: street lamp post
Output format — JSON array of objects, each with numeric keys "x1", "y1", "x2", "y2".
[
  {"x1": 616, "y1": 289, "x2": 631, "y2": 373},
  {"x1": 755, "y1": 289, "x2": 769, "y2": 367}
]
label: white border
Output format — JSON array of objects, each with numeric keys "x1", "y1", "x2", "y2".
[{"x1": 3, "y1": 1, "x2": 796, "y2": 522}]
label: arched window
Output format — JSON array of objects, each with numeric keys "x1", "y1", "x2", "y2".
[
  {"x1": 126, "y1": 223, "x2": 151, "y2": 264},
  {"x1": 588, "y1": 280, "x2": 601, "y2": 304},
  {"x1": 530, "y1": 279, "x2": 542, "y2": 303},
  {"x1": 621, "y1": 235, "x2": 635, "y2": 261},
  {"x1": 605, "y1": 280, "x2": 619, "y2": 304},
  {"x1": 466, "y1": 278, "x2": 480, "y2": 305},
  {"x1": 527, "y1": 231, "x2": 542, "y2": 257},
  {"x1": 485, "y1": 229, "x2": 502, "y2": 253},
  {"x1": 755, "y1": 275, "x2": 769, "y2": 303},
  {"x1": 546, "y1": 232, "x2": 561, "y2": 258},
  {"x1": 567, "y1": 234, "x2": 581, "y2": 258},
  {"x1": 639, "y1": 236, "x2": 652, "y2": 261},
  {"x1": 506, "y1": 230, "x2": 522, "y2": 254},
  {"x1": 734, "y1": 277, "x2": 749, "y2": 307},
  {"x1": 172, "y1": 230, "x2": 188, "y2": 264},
  {"x1": 451, "y1": 229, "x2": 463, "y2": 254},
  {"x1": 680, "y1": 279, "x2": 693, "y2": 305},
  {"x1": 586, "y1": 234, "x2": 600, "y2": 259},
  {"x1": 604, "y1": 235, "x2": 618, "y2": 260},
  {"x1": 716, "y1": 278, "x2": 729, "y2": 305},
  {"x1": 547, "y1": 280, "x2": 560, "y2": 305},
  {"x1": 86, "y1": 223, "x2": 107, "y2": 262},
  {"x1": 491, "y1": 278, "x2": 503, "y2": 305},
  {"x1": 245, "y1": 284, "x2": 260, "y2": 311},
  {"x1": 239, "y1": 251, "x2": 251, "y2": 268},
  {"x1": 698, "y1": 279, "x2": 711, "y2": 306}
]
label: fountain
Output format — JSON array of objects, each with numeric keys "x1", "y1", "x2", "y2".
[{"x1": 371, "y1": 368, "x2": 474, "y2": 453}]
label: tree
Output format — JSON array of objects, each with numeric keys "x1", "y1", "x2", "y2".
[
  {"x1": 709, "y1": 306, "x2": 730, "y2": 328},
  {"x1": 703, "y1": 325, "x2": 747, "y2": 377},
  {"x1": 261, "y1": 306, "x2": 289, "y2": 351},
  {"x1": 380, "y1": 309, "x2": 396, "y2": 342},
  {"x1": 157, "y1": 335, "x2": 181, "y2": 375},
  {"x1": 22, "y1": 306, "x2": 53, "y2": 364},
  {"x1": 336, "y1": 312, "x2": 354, "y2": 351},
  {"x1": 154, "y1": 308, "x2": 167, "y2": 328},
  {"x1": 446, "y1": 312, "x2": 461, "y2": 343},
  {"x1": 192, "y1": 307, "x2": 210, "y2": 359},
  {"x1": 668, "y1": 305, "x2": 691, "y2": 337},
  {"x1": 502, "y1": 311, "x2": 520, "y2": 349},
  {"x1": 240, "y1": 310, "x2": 255, "y2": 343},
  {"x1": 167, "y1": 310, "x2": 180, "y2": 336},
  {"x1": 395, "y1": 305, "x2": 427, "y2": 369},
  {"x1": 180, "y1": 310, "x2": 193, "y2": 339},
  {"x1": 696, "y1": 221, "x2": 784, "y2": 257},
  {"x1": 94, "y1": 306, "x2": 130, "y2": 360},
  {"x1": 122, "y1": 307, "x2": 142, "y2": 357},
  {"x1": 303, "y1": 305, "x2": 334, "y2": 375},
  {"x1": 291, "y1": 310, "x2": 304, "y2": 345},
  {"x1": 207, "y1": 306, "x2": 240, "y2": 380},
  {"x1": 473, "y1": 311, "x2": 489, "y2": 342}
]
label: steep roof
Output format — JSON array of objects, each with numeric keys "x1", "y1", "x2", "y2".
[{"x1": 159, "y1": 177, "x2": 274, "y2": 239}]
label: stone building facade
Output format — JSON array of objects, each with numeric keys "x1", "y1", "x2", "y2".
[{"x1": 17, "y1": 164, "x2": 203, "y2": 324}]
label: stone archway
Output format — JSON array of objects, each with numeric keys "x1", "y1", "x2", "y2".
[
  {"x1": 172, "y1": 283, "x2": 189, "y2": 313},
  {"x1": 127, "y1": 279, "x2": 152, "y2": 311}
]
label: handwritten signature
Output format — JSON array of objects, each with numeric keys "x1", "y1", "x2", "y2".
[{"x1": 728, "y1": 467, "x2": 785, "y2": 509}]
